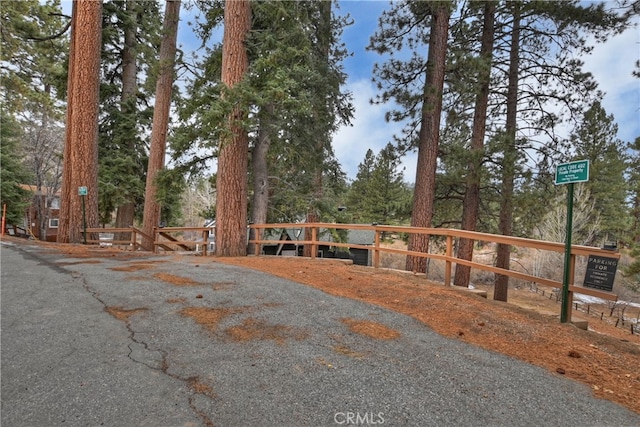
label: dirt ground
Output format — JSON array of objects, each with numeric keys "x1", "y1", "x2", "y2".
[{"x1": 4, "y1": 238, "x2": 639, "y2": 414}]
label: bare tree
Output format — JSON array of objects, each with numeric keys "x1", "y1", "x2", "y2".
[
  {"x1": 531, "y1": 185, "x2": 600, "y2": 283},
  {"x1": 23, "y1": 120, "x2": 64, "y2": 239}
]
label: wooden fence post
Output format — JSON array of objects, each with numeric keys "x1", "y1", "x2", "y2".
[
  {"x1": 153, "y1": 227, "x2": 158, "y2": 254},
  {"x1": 311, "y1": 226, "x2": 317, "y2": 259},
  {"x1": 445, "y1": 235, "x2": 453, "y2": 286},
  {"x1": 130, "y1": 227, "x2": 136, "y2": 251},
  {"x1": 373, "y1": 229, "x2": 381, "y2": 268}
]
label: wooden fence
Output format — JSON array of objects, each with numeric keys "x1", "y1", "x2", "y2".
[
  {"x1": 250, "y1": 223, "x2": 621, "y2": 322},
  {"x1": 85, "y1": 222, "x2": 622, "y2": 322},
  {"x1": 531, "y1": 287, "x2": 639, "y2": 335},
  {"x1": 84, "y1": 226, "x2": 212, "y2": 255}
]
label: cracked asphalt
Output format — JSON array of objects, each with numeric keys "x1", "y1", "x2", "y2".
[{"x1": 2, "y1": 240, "x2": 639, "y2": 427}]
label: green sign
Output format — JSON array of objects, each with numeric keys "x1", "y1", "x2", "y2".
[
  {"x1": 555, "y1": 160, "x2": 589, "y2": 185},
  {"x1": 78, "y1": 186, "x2": 88, "y2": 196}
]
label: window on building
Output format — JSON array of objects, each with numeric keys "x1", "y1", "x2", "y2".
[{"x1": 49, "y1": 218, "x2": 59, "y2": 228}]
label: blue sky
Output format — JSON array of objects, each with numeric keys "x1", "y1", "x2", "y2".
[
  {"x1": 331, "y1": 1, "x2": 640, "y2": 181},
  {"x1": 60, "y1": 1, "x2": 639, "y2": 181}
]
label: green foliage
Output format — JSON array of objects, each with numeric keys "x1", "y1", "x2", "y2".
[
  {"x1": 1, "y1": 0, "x2": 67, "y2": 234},
  {"x1": 369, "y1": 0, "x2": 631, "y2": 247},
  {"x1": 346, "y1": 144, "x2": 412, "y2": 225},
  {"x1": 97, "y1": 0, "x2": 163, "y2": 224},
  {"x1": 0, "y1": 0, "x2": 69, "y2": 113},
  {"x1": 623, "y1": 246, "x2": 640, "y2": 292},
  {"x1": 627, "y1": 137, "x2": 640, "y2": 244},
  {"x1": 265, "y1": 154, "x2": 349, "y2": 224},
  {"x1": 0, "y1": 111, "x2": 32, "y2": 224},
  {"x1": 155, "y1": 169, "x2": 186, "y2": 227},
  {"x1": 571, "y1": 101, "x2": 631, "y2": 245},
  {"x1": 172, "y1": 1, "x2": 352, "y2": 224}
]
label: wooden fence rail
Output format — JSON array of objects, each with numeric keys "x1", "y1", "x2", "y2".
[
  {"x1": 249, "y1": 223, "x2": 620, "y2": 321},
  {"x1": 85, "y1": 222, "x2": 621, "y2": 322},
  {"x1": 84, "y1": 226, "x2": 211, "y2": 255}
]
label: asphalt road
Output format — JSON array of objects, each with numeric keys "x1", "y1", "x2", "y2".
[{"x1": 2, "y1": 239, "x2": 639, "y2": 427}]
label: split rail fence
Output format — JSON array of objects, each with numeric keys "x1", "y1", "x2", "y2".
[{"x1": 85, "y1": 222, "x2": 622, "y2": 324}]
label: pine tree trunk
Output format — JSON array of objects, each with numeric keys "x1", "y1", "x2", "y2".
[
  {"x1": 405, "y1": 3, "x2": 450, "y2": 273},
  {"x1": 58, "y1": 0, "x2": 102, "y2": 244},
  {"x1": 36, "y1": 85, "x2": 52, "y2": 241},
  {"x1": 115, "y1": 0, "x2": 138, "y2": 243},
  {"x1": 494, "y1": 4, "x2": 521, "y2": 302},
  {"x1": 302, "y1": 0, "x2": 331, "y2": 258},
  {"x1": 141, "y1": 0, "x2": 180, "y2": 250},
  {"x1": 215, "y1": 0, "x2": 251, "y2": 257},
  {"x1": 302, "y1": 1, "x2": 332, "y2": 257},
  {"x1": 248, "y1": 104, "x2": 273, "y2": 255},
  {"x1": 454, "y1": 1, "x2": 495, "y2": 287}
]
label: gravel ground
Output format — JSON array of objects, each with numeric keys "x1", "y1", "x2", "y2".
[{"x1": 2, "y1": 240, "x2": 639, "y2": 427}]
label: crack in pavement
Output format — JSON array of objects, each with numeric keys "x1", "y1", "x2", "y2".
[
  {"x1": 31, "y1": 248, "x2": 219, "y2": 427},
  {"x1": 78, "y1": 271, "x2": 218, "y2": 426}
]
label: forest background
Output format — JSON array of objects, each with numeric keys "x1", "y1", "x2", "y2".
[{"x1": 1, "y1": 0, "x2": 640, "y2": 298}]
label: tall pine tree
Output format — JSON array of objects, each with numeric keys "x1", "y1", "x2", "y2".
[
  {"x1": 58, "y1": 0, "x2": 102, "y2": 243},
  {"x1": 571, "y1": 101, "x2": 630, "y2": 245},
  {"x1": 346, "y1": 144, "x2": 411, "y2": 226}
]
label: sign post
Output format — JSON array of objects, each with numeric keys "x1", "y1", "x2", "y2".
[
  {"x1": 78, "y1": 186, "x2": 88, "y2": 244},
  {"x1": 554, "y1": 160, "x2": 589, "y2": 323}
]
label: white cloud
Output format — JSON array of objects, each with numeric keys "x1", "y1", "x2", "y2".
[
  {"x1": 582, "y1": 20, "x2": 640, "y2": 143},
  {"x1": 334, "y1": 17, "x2": 640, "y2": 185},
  {"x1": 333, "y1": 79, "x2": 416, "y2": 181}
]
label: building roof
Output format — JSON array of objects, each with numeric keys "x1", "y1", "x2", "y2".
[{"x1": 19, "y1": 184, "x2": 61, "y2": 197}]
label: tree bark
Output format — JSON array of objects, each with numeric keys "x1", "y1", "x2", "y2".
[
  {"x1": 454, "y1": 1, "x2": 495, "y2": 287},
  {"x1": 141, "y1": 0, "x2": 180, "y2": 250},
  {"x1": 58, "y1": 0, "x2": 102, "y2": 243},
  {"x1": 405, "y1": 3, "x2": 450, "y2": 273},
  {"x1": 247, "y1": 104, "x2": 273, "y2": 255},
  {"x1": 302, "y1": 0, "x2": 332, "y2": 258},
  {"x1": 115, "y1": 0, "x2": 138, "y2": 243},
  {"x1": 215, "y1": 0, "x2": 251, "y2": 257},
  {"x1": 494, "y1": 3, "x2": 521, "y2": 302}
]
